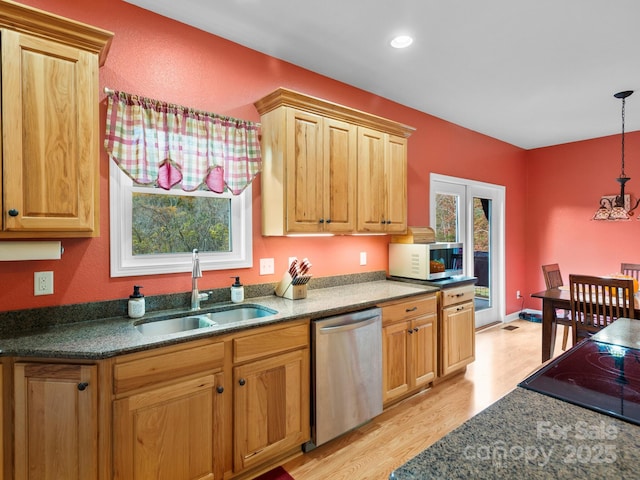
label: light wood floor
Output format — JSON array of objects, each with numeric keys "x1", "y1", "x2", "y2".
[{"x1": 283, "y1": 319, "x2": 566, "y2": 480}]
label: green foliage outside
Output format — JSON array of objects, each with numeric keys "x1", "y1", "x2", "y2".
[
  {"x1": 435, "y1": 194, "x2": 458, "y2": 242},
  {"x1": 132, "y1": 192, "x2": 231, "y2": 255},
  {"x1": 436, "y1": 193, "x2": 490, "y2": 300},
  {"x1": 435, "y1": 193, "x2": 489, "y2": 252}
]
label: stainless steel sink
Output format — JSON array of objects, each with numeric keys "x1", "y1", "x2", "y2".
[
  {"x1": 197, "y1": 305, "x2": 277, "y2": 325},
  {"x1": 135, "y1": 316, "x2": 216, "y2": 336},
  {"x1": 135, "y1": 305, "x2": 277, "y2": 336}
]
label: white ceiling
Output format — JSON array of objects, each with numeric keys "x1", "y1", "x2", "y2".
[{"x1": 125, "y1": 0, "x2": 640, "y2": 149}]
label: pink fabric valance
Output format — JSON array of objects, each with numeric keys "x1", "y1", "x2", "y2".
[{"x1": 104, "y1": 90, "x2": 261, "y2": 195}]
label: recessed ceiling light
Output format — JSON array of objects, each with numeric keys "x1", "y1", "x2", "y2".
[{"x1": 390, "y1": 35, "x2": 413, "y2": 49}]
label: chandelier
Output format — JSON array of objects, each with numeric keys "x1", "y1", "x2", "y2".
[{"x1": 593, "y1": 90, "x2": 640, "y2": 221}]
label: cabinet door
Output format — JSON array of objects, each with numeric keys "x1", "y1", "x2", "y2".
[
  {"x1": 441, "y1": 302, "x2": 476, "y2": 376},
  {"x1": 357, "y1": 127, "x2": 387, "y2": 232},
  {"x1": 382, "y1": 321, "x2": 410, "y2": 403},
  {"x1": 285, "y1": 108, "x2": 324, "y2": 233},
  {"x1": 411, "y1": 314, "x2": 437, "y2": 388},
  {"x1": 113, "y1": 373, "x2": 224, "y2": 480},
  {"x1": 14, "y1": 363, "x2": 98, "y2": 480},
  {"x1": 323, "y1": 118, "x2": 357, "y2": 233},
  {"x1": 233, "y1": 349, "x2": 309, "y2": 472},
  {"x1": 2, "y1": 29, "x2": 99, "y2": 235},
  {"x1": 384, "y1": 134, "x2": 408, "y2": 233}
]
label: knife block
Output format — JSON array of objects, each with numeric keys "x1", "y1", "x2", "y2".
[
  {"x1": 275, "y1": 273, "x2": 308, "y2": 300},
  {"x1": 282, "y1": 284, "x2": 307, "y2": 300}
]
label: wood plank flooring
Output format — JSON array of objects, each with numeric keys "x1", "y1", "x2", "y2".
[{"x1": 282, "y1": 319, "x2": 566, "y2": 480}]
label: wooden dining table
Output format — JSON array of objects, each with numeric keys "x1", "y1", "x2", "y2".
[{"x1": 531, "y1": 288, "x2": 640, "y2": 362}]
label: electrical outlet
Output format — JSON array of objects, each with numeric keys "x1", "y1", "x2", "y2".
[
  {"x1": 360, "y1": 252, "x2": 367, "y2": 266},
  {"x1": 34, "y1": 271, "x2": 54, "y2": 296},
  {"x1": 259, "y1": 258, "x2": 275, "y2": 275},
  {"x1": 516, "y1": 290, "x2": 522, "y2": 299}
]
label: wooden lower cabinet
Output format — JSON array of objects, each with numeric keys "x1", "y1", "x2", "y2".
[
  {"x1": 232, "y1": 321, "x2": 310, "y2": 473},
  {"x1": 440, "y1": 287, "x2": 476, "y2": 377},
  {"x1": 14, "y1": 362, "x2": 99, "y2": 480},
  {"x1": 112, "y1": 340, "x2": 226, "y2": 480},
  {"x1": 233, "y1": 349, "x2": 309, "y2": 471},
  {"x1": 381, "y1": 294, "x2": 438, "y2": 405},
  {"x1": 7, "y1": 320, "x2": 311, "y2": 479},
  {"x1": 113, "y1": 372, "x2": 225, "y2": 480}
]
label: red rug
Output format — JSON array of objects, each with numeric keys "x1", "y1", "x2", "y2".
[{"x1": 253, "y1": 465, "x2": 294, "y2": 480}]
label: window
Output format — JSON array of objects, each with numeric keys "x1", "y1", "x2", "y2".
[
  {"x1": 109, "y1": 161, "x2": 252, "y2": 277},
  {"x1": 434, "y1": 193, "x2": 459, "y2": 242}
]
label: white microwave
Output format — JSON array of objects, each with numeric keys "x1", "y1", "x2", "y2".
[{"x1": 389, "y1": 242, "x2": 464, "y2": 280}]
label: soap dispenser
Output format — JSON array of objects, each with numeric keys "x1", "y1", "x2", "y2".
[
  {"x1": 230, "y1": 276, "x2": 244, "y2": 303},
  {"x1": 128, "y1": 285, "x2": 145, "y2": 318}
]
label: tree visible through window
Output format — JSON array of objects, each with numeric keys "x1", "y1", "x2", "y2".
[
  {"x1": 435, "y1": 193, "x2": 458, "y2": 242},
  {"x1": 109, "y1": 161, "x2": 252, "y2": 277},
  {"x1": 132, "y1": 192, "x2": 231, "y2": 255}
]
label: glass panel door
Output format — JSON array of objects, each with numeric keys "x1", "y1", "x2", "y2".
[
  {"x1": 473, "y1": 197, "x2": 491, "y2": 312},
  {"x1": 431, "y1": 174, "x2": 505, "y2": 328}
]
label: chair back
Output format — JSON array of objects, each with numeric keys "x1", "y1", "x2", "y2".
[
  {"x1": 542, "y1": 264, "x2": 564, "y2": 289},
  {"x1": 568, "y1": 274, "x2": 635, "y2": 344},
  {"x1": 621, "y1": 263, "x2": 640, "y2": 281}
]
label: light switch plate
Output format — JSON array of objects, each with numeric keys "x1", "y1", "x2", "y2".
[
  {"x1": 360, "y1": 252, "x2": 367, "y2": 266},
  {"x1": 259, "y1": 258, "x2": 275, "y2": 275}
]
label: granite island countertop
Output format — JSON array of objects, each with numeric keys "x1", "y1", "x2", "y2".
[
  {"x1": 390, "y1": 318, "x2": 640, "y2": 479},
  {"x1": 389, "y1": 387, "x2": 640, "y2": 479},
  {"x1": 0, "y1": 279, "x2": 437, "y2": 359}
]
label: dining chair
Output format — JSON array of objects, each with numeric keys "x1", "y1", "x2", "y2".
[
  {"x1": 620, "y1": 263, "x2": 640, "y2": 281},
  {"x1": 568, "y1": 274, "x2": 635, "y2": 346},
  {"x1": 541, "y1": 264, "x2": 571, "y2": 350}
]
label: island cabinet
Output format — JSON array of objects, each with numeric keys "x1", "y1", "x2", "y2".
[
  {"x1": 0, "y1": 1, "x2": 112, "y2": 238},
  {"x1": 254, "y1": 87, "x2": 414, "y2": 236},
  {"x1": 439, "y1": 285, "x2": 476, "y2": 377},
  {"x1": 232, "y1": 320, "x2": 310, "y2": 473},
  {"x1": 112, "y1": 339, "x2": 226, "y2": 480},
  {"x1": 380, "y1": 293, "x2": 438, "y2": 406},
  {"x1": 14, "y1": 362, "x2": 99, "y2": 480}
]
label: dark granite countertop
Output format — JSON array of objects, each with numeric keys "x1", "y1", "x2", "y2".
[
  {"x1": 390, "y1": 387, "x2": 640, "y2": 479},
  {"x1": 0, "y1": 280, "x2": 437, "y2": 360},
  {"x1": 388, "y1": 275, "x2": 477, "y2": 289}
]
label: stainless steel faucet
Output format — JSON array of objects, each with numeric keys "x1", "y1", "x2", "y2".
[{"x1": 191, "y1": 249, "x2": 203, "y2": 310}]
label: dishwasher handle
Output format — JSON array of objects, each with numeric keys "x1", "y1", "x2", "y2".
[{"x1": 318, "y1": 314, "x2": 379, "y2": 333}]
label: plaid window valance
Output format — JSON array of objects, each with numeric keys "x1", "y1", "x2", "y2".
[{"x1": 104, "y1": 90, "x2": 261, "y2": 195}]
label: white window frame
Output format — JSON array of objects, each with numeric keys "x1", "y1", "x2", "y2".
[{"x1": 109, "y1": 161, "x2": 253, "y2": 277}]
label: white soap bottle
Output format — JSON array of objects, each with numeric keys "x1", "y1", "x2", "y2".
[
  {"x1": 128, "y1": 285, "x2": 145, "y2": 318},
  {"x1": 230, "y1": 276, "x2": 244, "y2": 303}
]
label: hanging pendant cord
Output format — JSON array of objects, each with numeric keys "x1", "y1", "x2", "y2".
[{"x1": 621, "y1": 96, "x2": 626, "y2": 177}]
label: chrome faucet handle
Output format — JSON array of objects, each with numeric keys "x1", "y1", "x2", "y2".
[{"x1": 192, "y1": 249, "x2": 202, "y2": 279}]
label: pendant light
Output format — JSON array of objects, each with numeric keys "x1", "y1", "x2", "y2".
[{"x1": 593, "y1": 90, "x2": 640, "y2": 221}]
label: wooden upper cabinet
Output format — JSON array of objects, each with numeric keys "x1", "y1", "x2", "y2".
[
  {"x1": 356, "y1": 128, "x2": 407, "y2": 233},
  {"x1": 284, "y1": 108, "x2": 335, "y2": 233},
  {"x1": 255, "y1": 88, "x2": 413, "y2": 236},
  {"x1": 323, "y1": 117, "x2": 357, "y2": 233},
  {"x1": 0, "y1": 1, "x2": 113, "y2": 238}
]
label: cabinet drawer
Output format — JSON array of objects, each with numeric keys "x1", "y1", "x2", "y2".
[
  {"x1": 441, "y1": 285, "x2": 475, "y2": 307},
  {"x1": 233, "y1": 321, "x2": 309, "y2": 364},
  {"x1": 381, "y1": 294, "x2": 437, "y2": 325},
  {"x1": 114, "y1": 341, "x2": 224, "y2": 395}
]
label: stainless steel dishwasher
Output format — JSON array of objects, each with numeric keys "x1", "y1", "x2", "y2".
[{"x1": 305, "y1": 307, "x2": 383, "y2": 450}]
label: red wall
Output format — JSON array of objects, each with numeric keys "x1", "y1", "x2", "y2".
[
  {"x1": 1, "y1": 0, "x2": 527, "y2": 315},
  {"x1": 525, "y1": 131, "x2": 640, "y2": 309}
]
